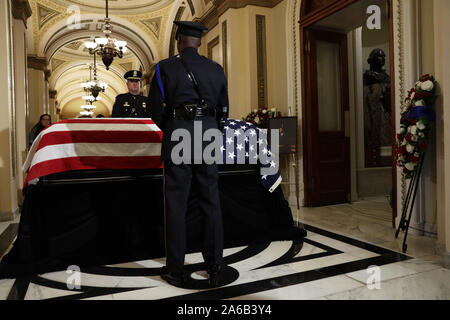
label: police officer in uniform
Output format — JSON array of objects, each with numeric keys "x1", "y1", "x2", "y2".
[
  {"x1": 112, "y1": 70, "x2": 158, "y2": 120},
  {"x1": 148, "y1": 21, "x2": 229, "y2": 287}
]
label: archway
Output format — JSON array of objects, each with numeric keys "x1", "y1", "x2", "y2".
[{"x1": 299, "y1": 0, "x2": 397, "y2": 225}]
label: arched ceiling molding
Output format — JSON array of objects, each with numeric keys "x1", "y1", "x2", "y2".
[
  {"x1": 52, "y1": 47, "x2": 135, "y2": 62},
  {"x1": 55, "y1": 65, "x2": 125, "y2": 108},
  {"x1": 60, "y1": 97, "x2": 110, "y2": 118},
  {"x1": 57, "y1": 83, "x2": 118, "y2": 103},
  {"x1": 59, "y1": 88, "x2": 115, "y2": 109},
  {"x1": 57, "y1": 80, "x2": 117, "y2": 105},
  {"x1": 39, "y1": 14, "x2": 159, "y2": 68},
  {"x1": 59, "y1": 90, "x2": 114, "y2": 114},
  {"x1": 56, "y1": 72, "x2": 123, "y2": 102},
  {"x1": 49, "y1": 0, "x2": 174, "y2": 15},
  {"x1": 162, "y1": 0, "x2": 186, "y2": 58},
  {"x1": 40, "y1": 13, "x2": 158, "y2": 57},
  {"x1": 162, "y1": 0, "x2": 213, "y2": 58},
  {"x1": 55, "y1": 80, "x2": 122, "y2": 102},
  {"x1": 174, "y1": 2, "x2": 196, "y2": 52},
  {"x1": 45, "y1": 31, "x2": 149, "y2": 73},
  {"x1": 50, "y1": 60, "x2": 128, "y2": 90},
  {"x1": 56, "y1": 74, "x2": 122, "y2": 105},
  {"x1": 60, "y1": 92, "x2": 114, "y2": 110},
  {"x1": 193, "y1": 0, "x2": 210, "y2": 19}
]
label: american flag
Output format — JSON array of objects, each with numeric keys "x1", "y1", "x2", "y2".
[
  {"x1": 23, "y1": 118, "x2": 163, "y2": 187},
  {"x1": 222, "y1": 119, "x2": 282, "y2": 193}
]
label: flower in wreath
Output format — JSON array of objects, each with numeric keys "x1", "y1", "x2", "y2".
[
  {"x1": 243, "y1": 107, "x2": 282, "y2": 127},
  {"x1": 395, "y1": 74, "x2": 438, "y2": 179}
]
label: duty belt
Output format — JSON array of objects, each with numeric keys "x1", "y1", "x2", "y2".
[{"x1": 172, "y1": 104, "x2": 216, "y2": 119}]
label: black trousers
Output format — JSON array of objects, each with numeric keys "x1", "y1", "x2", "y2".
[{"x1": 163, "y1": 161, "x2": 223, "y2": 274}]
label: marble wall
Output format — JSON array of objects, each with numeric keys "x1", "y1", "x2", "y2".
[{"x1": 0, "y1": 0, "x2": 19, "y2": 222}]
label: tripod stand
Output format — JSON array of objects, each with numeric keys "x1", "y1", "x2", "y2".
[{"x1": 395, "y1": 153, "x2": 426, "y2": 253}]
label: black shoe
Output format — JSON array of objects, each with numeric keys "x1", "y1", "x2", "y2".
[
  {"x1": 160, "y1": 266, "x2": 185, "y2": 287},
  {"x1": 207, "y1": 264, "x2": 222, "y2": 287},
  {"x1": 299, "y1": 227, "x2": 307, "y2": 237}
]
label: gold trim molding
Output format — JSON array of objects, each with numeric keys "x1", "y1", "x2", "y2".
[
  {"x1": 292, "y1": 0, "x2": 299, "y2": 117},
  {"x1": 207, "y1": 36, "x2": 220, "y2": 60},
  {"x1": 169, "y1": 6, "x2": 185, "y2": 57},
  {"x1": 222, "y1": 20, "x2": 228, "y2": 78},
  {"x1": 197, "y1": 0, "x2": 284, "y2": 30},
  {"x1": 195, "y1": 6, "x2": 218, "y2": 31},
  {"x1": 256, "y1": 15, "x2": 267, "y2": 109},
  {"x1": 393, "y1": 0, "x2": 406, "y2": 208}
]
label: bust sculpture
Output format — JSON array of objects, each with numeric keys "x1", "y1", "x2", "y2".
[{"x1": 363, "y1": 48, "x2": 392, "y2": 151}]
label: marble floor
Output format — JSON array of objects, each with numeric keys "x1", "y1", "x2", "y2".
[{"x1": 0, "y1": 198, "x2": 449, "y2": 300}]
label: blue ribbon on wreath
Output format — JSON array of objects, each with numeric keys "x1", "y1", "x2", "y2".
[{"x1": 401, "y1": 106, "x2": 436, "y2": 125}]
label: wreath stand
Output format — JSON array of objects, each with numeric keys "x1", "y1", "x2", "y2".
[{"x1": 395, "y1": 153, "x2": 426, "y2": 253}]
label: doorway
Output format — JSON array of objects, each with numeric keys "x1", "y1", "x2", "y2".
[
  {"x1": 300, "y1": 0, "x2": 396, "y2": 223},
  {"x1": 303, "y1": 28, "x2": 350, "y2": 206}
]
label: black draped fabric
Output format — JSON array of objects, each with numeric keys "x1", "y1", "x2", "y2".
[{"x1": 0, "y1": 166, "x2": 302, "y2": 278}]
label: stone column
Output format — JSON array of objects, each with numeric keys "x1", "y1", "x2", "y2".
[
  {"x1": 218, "y1": 8, "x2": 253, "y2": 120},
  {"x1": 27, "y1": 55, "x2": 49, "y2": 140},
  {"x1": 0, "y1": 0, "x2": 19, "y2": 221},
  {"x1": 12, "y1": 0, "x2": 31, "y2": 204},
  {"x1": 44, "y1": 69, "x2": 50, "y2": 114},
  {"x1": 433, "y1": 0, "x2": 450, "y2": 268},
  {"x1": 49, "y1": 89, "x2": 57, "y2": 122}
]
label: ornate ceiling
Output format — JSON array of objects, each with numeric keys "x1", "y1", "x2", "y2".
[
  {"x1": 50, "y1": 0, "x2": 175, "y2": 13},
  {"x1": 49, "y1": 40, "x2": 136, "y2": 118},
  {"x1": 25, "y1": 0, "x2": 214, "y2": 118}
]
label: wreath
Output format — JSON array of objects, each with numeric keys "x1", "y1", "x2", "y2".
[
  {"x1": 243, "y1": 107, "x2": 281, "y2": 128},
  {"x1": 395, "y1": 74, "x2": 438, "y2": 179}
]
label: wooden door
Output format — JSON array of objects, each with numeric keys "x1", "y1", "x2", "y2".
[{"x1": 304, "y1": 29, "x2": 350, "y2": 206}]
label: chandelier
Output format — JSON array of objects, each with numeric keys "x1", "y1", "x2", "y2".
[
  {"x1": 80, "y1": 63, "x2": 105, "y2": 117},
  {"x1": 81, "y1": 56, "x2": 107, "y2": 100},
  {"x1": 80, "y1": 103, "x2": 96, "y2": 117},
  {"x1": 80, "y1": 94, "x2": 97, "y2": 117},
  {"x1": 84, "y1": 0, "x2": 127, "y2": 70}
]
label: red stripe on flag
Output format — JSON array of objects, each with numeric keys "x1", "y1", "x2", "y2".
[
  {"x1": 36, "y1": 130, "x2": 163, "y2": 152},
  {"x1": 24, "y1": 156, "x2": 163, "y2": 187},
  {"x1": 53, "y1": 119, "x2": 157, "y2": 125},
  {"x1": 39, "y1": 119, "x2": 158, "y2": 134}
]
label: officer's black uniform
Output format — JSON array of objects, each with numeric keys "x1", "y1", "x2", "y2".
[
  {"x1": 148, "y1": 21, "x2": 229, "y2": 287},
  {"x1": 112, "y1": 70, "x2": 162, "y2": 122}
]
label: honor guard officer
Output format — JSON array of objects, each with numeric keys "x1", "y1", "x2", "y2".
[
  {"x1": 111, "y1": 70, "x2": 152, "y2": 119},
  {"x1": 148, "y1": 20, "x2": 229, "y2": 287}
]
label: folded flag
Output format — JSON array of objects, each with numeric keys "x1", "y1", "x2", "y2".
[{"x1": 222, "y1": 119, "x2": 282, "y2": 193}]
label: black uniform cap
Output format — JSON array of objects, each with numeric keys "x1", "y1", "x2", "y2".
[
  {"x1": 124, "y1": 70, "x2": 142, "y2": 81},
  {"x1": 174, "y1": 21, "x2": 208, "y2": 38}
]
